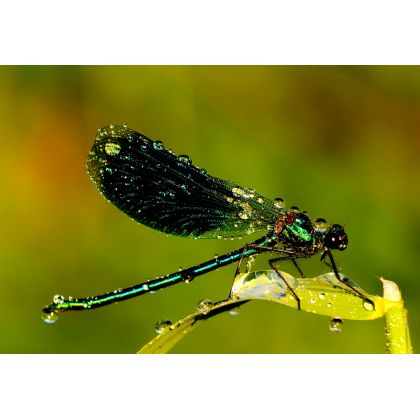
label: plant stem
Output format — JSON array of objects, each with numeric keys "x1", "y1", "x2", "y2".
[{"x1": 381, "y1": 278, "x2": 412, "y2": 354}]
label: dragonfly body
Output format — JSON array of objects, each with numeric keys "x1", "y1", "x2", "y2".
[{"x1": 43, "y1": 125, "x2": 349, "y2": 315}]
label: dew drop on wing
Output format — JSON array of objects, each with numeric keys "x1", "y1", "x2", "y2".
[
  {"x1": 153, "y1": 140, "x2": 164, "y2": 150},
  {"x1": 274, "y1": 197, "x2": 285, "y2": 209},
  {"x1": 105, "y1": 142, "x2": 121, "y2": 156},
  {"x1": 177, "y1": 154, "x2": 192, "y2": 165}
]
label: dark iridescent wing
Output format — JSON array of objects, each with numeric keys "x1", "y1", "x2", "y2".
[{"x1": 87, "y1": 125, "x2": 282, "y2": 239}]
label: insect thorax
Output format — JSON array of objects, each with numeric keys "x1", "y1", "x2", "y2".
[{"x1": 275, "y1": 212, "x2": 323, "y2": 255}]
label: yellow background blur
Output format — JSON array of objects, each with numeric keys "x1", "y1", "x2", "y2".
[{"x1": 1, "y1": 66, "x2": 419, "y2": 353}]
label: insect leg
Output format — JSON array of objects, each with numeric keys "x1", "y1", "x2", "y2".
[
  {"x1": 231, "y1": 244, "x2": 302, "y2": 306},
  {"x1": 268, "y1": 257, "x2": 302, "y2": 310},
  {"x1": 324, "y1": 249, "x2": 370, "y2": 302},
  {"x1": 233, "y1": 244, "x2": 290, "y2": 276},
  {"x1": 320, "y1": 250, "x2": 333, "y2": 269}
]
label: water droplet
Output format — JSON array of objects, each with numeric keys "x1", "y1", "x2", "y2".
[
  {"x1": 214, "y1": 254, "x2": 219, "y2": 259},
  {"x1": 184, "y1": 272, "x2": 194, "y2": 283},
  {"x1": 53, "y1": 295, "x2": 65, "y2": 304},
  {"x1": 363, "y1": 299, "x2": 375, "y2": 311},
  {"x1": 232, "y1": 187, "x2": 243, "y2": 197},
  {"x1": 229, "y1": 308, "x2": 240, "y2": 316},
  {"x1": 177, "y1": 154, "x2": 192, "y2": 165},
  {"x1": 239, "y1": 212, "x2": 250, "y2": 220},
  {"x1": 326, "y1": 302, "x2": 332, "y2": 308},
  {"x1": 257, "y1": 197, "x2": 264, "y2": 204},
  {"x1": 104, "y1": 142, "x2": 121, "y2": 156},
  {"x1": 318, "y1": 292, "x2": 325, "y2": 299},
  {"x1": 216, "y1": 235, "x2": 222, "y2": 239},
  {"x1": 313, "y1": 218, "x2": 329, "y2": 231},
  {"x1": 289, "y1": 206, "x2": 300, "y2": 212},
  {"x1": 246, "y1": 227, "x2": 255, "y2": 235},
  {"x1": 199, "y1": 168, "x2": 208, "y2": 176},
  {"x1": 153, "y1": 140, "x2": 164, "y2": 150},
  {"x1": 196, "y1": 299, "x2": 214, "y2": 313},
  {"x1": 122, "y1": 123, "x2": 128, "y2": 128},
  {"x1": 246, "y1": 255, "x2": 255, "y2": 273},
  {"x1": 310, "y1": 298, "x2": 316, "y2": 304},
  {"x1": 155, "y1": 319, "x2": 172, "y2": 334},
  {"x1": 274, "y1": 197, "x2": 285, "y2": 209},
  {"x1": 42, "y1": 311, "x2": 59, "y2": 324},
  {"x1": 105, "y1": 167, "x2": 113, "y2": 175},
  {"x1": 329, "y1": 317, "x2": 343, "y2": 333},
  {"x1": 143, "y1": 284, "x2": 149, "y2": 291}
]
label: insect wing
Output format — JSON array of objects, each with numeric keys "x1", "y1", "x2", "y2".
[{"x1": 87, "y1": 125, "x2": 281, "y2": 238}]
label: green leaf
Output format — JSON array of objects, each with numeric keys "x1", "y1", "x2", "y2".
[
  {"x1": 137, "y1": 300, "x2": 247, "y2": 354},
  {"x1": 231, "y1": 271, "x2": 382, "y2": 320},
  {"x1": 137, "y1": 271, "x2": 412, "y2": 354}
]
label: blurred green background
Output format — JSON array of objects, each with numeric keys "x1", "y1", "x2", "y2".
[{"x1": 1, "y1": 66, "x2": 419, "y2": 353}]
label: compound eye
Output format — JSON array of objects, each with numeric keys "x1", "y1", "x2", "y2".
[
  {"x1": 326, "y1": 224, "x2": 348, "y2": 251},
  {"x1": 338, "y1": 242, "x2": 347, "y2": 250}
]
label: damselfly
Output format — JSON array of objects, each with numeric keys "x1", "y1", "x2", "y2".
[{"x1": 43, "y1": 124, "x2": 371, "y2": 320}]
